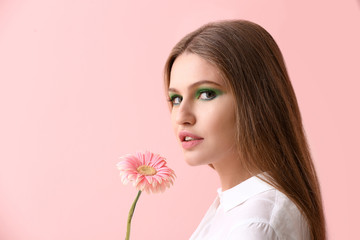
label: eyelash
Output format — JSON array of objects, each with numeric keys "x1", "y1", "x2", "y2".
[{"x1": 168, "y1": 89, "x2": 218, "y2": 106}]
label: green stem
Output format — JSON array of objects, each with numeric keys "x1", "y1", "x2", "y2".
[{"x1": 125, "y1": 190, "x2": 142, "y2": 240}]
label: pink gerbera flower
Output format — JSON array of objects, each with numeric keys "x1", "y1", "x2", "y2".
[{"x1": 117, "y1": 150, "x2": 176, "y2": 194}]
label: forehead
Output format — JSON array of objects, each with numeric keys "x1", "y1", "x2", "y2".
[{"x1": 169, "y1": 53, "x2": 226, "y2": 89}]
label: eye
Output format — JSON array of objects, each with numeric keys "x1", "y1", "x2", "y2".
[
  {"x1": 198, "y1": 90, "x2": 217, "y2": 100},
  {"x1": 168, "y1": 94, "x2": 182, "y2": 106}
]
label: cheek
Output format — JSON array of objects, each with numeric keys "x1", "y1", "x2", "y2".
[
  {"x1": 205, "y1": 102, "x2": 237, "y2": 142},
  {"x1": 206, "y1": 99, "x2": 235, "y2": 124},
  {"x1": 170, "y1": 111, "x2": 178, "y2": 134}
]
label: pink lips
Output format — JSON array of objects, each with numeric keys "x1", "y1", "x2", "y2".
[{"x1": 178, "y1": 130, "x2": 204, "y2": 150}]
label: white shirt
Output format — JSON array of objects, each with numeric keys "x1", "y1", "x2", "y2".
[{"x1": 189, "y1": 174, "x2": 310, "y2": 240}]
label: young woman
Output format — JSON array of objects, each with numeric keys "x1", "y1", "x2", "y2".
[{"x1": 163, "y1": 20, "x2": 326, "y2": 239}]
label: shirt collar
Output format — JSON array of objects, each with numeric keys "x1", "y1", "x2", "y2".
[{"x1": 216, "y1": 173, "x2": 274, "y2": 212}]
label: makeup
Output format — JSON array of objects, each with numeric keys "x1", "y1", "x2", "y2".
[
  {"x1": 179, "y1": 130, "x2": 204, "y2": 150},
  {"x1": 181, "y1": 139, "x2": 204, "y2": 149},
  {"x1": 195, "y1": 88, "x2": 223, "y2": 100},
  {"x1": 168, "y1": 87, "x2": 224, "y2": 106}
]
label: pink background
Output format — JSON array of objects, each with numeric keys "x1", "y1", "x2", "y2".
[{"x1": 0, "y1": 0, "x2": 359, "y2": 239}]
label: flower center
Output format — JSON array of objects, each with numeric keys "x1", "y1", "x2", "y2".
[{"x1": 137, "y1": 165, "x2": 157, "y2": 176}]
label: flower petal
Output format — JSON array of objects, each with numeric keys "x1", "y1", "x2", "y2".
[{"x1": 117, "y1": 150, "x2": 176, "y2": 194}]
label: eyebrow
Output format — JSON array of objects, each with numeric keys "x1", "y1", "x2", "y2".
[{"x1": 168, "y1": 80, "x2": 222, "y2": 93}]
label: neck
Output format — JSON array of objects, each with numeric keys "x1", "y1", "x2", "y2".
[{"x1": 212, "y1": 155, "x2": 253, "y2": 191}]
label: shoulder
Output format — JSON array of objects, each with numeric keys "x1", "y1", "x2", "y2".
[
  {"x1": 227, "y1": 189, "x2": 310, "y2": 239},
  {"x1": 269, "y1": 190, "x2": 310, "y2": 239},
  {"x1": 226, "y1": 219, "x2": 278, "y2": 239}
]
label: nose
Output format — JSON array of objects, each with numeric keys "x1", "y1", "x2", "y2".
[{"x1": 174, "y1": 98, "x2": 196, "y2": 126}]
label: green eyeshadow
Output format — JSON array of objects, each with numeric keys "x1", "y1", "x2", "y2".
[{"x1": 195, "y1": 88, "x2": 223, "y2": 99}]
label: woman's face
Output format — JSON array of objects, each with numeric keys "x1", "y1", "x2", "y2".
[{"x1": 168, "y1": 53, "x2": 238, "y2": 166}]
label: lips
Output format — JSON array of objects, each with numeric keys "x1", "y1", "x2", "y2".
[
  {"x1": 178, "y1": 130, "x2": 204, "y2": 142},
  {"x1": 178, "y1": 131, "x2": 204, "y2": 150}
]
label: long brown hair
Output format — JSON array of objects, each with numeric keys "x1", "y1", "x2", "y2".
[{"x1": 163, "y1": 19, "x2": 326, "y2": 240}]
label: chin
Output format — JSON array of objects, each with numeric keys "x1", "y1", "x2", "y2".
[
  {"x1": 181, "y1": 148, "x2": 214, "y2": 166},
  {"x1": 185, "y1": 159, "x2": 200, "y2": 166},
  {"x1": 183, "y1": 155, "x2": 210, "y2": 166}
]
